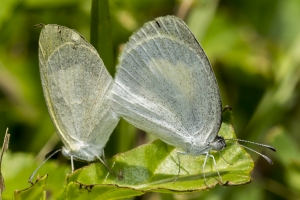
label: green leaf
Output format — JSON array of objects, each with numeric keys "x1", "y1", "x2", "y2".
[
  {"x1": 14, "y1": 175, "x2": 47, "y2": 200},
  {"x1": 57, "y1": 109, "x2": 254, "y2": 199},
  {"x1": 3, "y1": 152, "x2": 69, "y2": 199},
  {"x1": 17, "y1": 110, "x2": 254, "y2": 199},
  {"x1": 57, "y1": 183, "x2": 143, "y2": 200}
]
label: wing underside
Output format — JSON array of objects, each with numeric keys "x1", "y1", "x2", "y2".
[
  {"x1": 39, "y1": 25, "x2": 119, "y2": 151},
  {"x1": 112, "y1": 16, "x2": 222, "y2": 147}
]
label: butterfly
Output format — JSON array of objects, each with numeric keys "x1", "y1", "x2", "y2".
[
  {"x1": 110, "y1": 16, "x2": 275, "y2": 184},
  {"x1": 30, "y1": 24, "x2": 119, "y2": 182}
]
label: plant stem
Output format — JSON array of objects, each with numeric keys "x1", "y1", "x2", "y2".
[{"x1": 90, "y1": 0, "x2": 115, "y2": 75}]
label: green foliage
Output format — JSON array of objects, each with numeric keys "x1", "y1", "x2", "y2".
[
  {"x1": 1, "y1": 152, "x2": 69, "y2": 199},
  {"x1": 16, "y1": 110, "x2": 254, "y2": 199},
  {"x1": 14, "y1": 175, "x2": 47, "y2": 200},
  {"x1": 267, "y1": 127, "x2": 300, "y2": 198}
]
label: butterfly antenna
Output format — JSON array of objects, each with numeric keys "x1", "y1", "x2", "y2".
[
  {"x1": 239, "y1": 144, "x2": 273, "y2": 165},
  {"x1": 28, "y1": 149, "x2": 61, "y2": 184},
  {"x1": 226, "y1": 138, "x2": 276, "y2": 152}
]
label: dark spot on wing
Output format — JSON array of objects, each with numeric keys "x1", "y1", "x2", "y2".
[
  {"x1": 56, "y1": 25, "x2": 60, "y2": 33},
  {"x1": 155, "y1": 21, "x2": 161, "y2": 28},
  {"x1": 56, "y1": 26, "x2": 63, "y2": 41}
]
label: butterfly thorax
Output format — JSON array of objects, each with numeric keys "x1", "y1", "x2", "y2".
[
  {"x1": 187, "y1": 135, "x2": 226, "y2": 156},
  {"x1": 62, "y1": 145, "x2": 103, "y2": 162}
]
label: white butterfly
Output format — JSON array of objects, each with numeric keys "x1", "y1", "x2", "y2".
[
  {"x1": 111, "y1": 16, "x2": 275, "y2": 184},
  {"x1": 30, "y1": 24, "x2": 119, "y2": 182}
]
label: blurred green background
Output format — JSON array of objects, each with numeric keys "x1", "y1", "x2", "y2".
[{"x1": 0, "y1": 0, "x2": 300, "y2": 199}]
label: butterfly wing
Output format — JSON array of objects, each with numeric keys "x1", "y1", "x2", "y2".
[
  {"x1": 111, "y1": 16, "x2": 221, "y2": 148},
  {"x1": 39, "y1": 25, "x2": 119, "y2": 159}
]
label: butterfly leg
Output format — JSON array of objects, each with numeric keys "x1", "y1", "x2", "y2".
[
  {"x1": 218, "y1": 151, "x2": 232, "y2": 165},
  {"x1": 172, "y1": 151, "x2": 187, "y2": 183},
  {"x1": 208, "y1": 153, "x2": 223, "y2": 184},
  {"x1": 96, "y1": 149, "x2": 116, "y2": 177},
  {"x1": 71, "y1": 155, "x2": 74, "y2": 173},
  {"x1": 202, "y1": 152, "x2": 210, "y2": 187}
]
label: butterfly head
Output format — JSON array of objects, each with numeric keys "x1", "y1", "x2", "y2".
[{"x1": 211, "y1": 135, "x2": 226, "y2": 151}]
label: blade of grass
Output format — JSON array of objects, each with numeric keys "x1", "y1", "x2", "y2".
[{"x1": 90, "y1": 0, "x2": 115, "y2": 76}]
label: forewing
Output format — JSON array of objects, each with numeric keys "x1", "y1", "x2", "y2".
[
  {"x1": 111, "y1": 16, "x2": 221, "y2": 146},
  {"x1": 39, "y1": 25, "x2": 119, "y2": 150}
]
